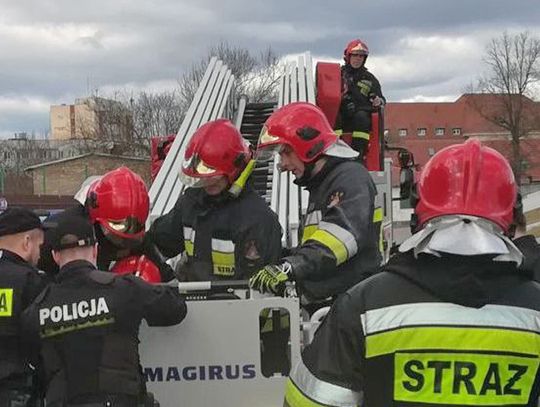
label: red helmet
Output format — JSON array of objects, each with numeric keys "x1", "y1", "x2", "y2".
[
  {"x1": 344, "y1": 39, "x2": 369, "y2": 64},
  {"x1": 110, "y1": 255, "x2": 162, "y2": 283},
  {"x1": 180, "y1": 119, "x2": 251, "y2": 187},
  {"x1": 87, "y1": 167, "x2": 149, "y2": 241},
  {"x1": 415, "y1": 139, "x2": 517, "y2": 233},
  {"x1": 257, "y1": 102, "x2": 338, "y2": 163}
]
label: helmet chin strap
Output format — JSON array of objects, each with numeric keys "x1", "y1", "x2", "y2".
[
  {"x1": 228, "y1": 159, "x2": 256, "y2": 198},
  {"x1": 293, "y1": 161, "x2": 317, "y2": 186}
]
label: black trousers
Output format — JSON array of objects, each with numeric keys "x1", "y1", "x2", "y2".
[
  {"x1": 0, "y1": 388, "x2": 33, "y2": 407},
  {"x1": 335, "y1": 110, "x2": 371, "y2": 158}
]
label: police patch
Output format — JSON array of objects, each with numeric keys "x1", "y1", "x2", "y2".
[{"x1": 327, "y1": 191, "x2": 345, "y2": 208}]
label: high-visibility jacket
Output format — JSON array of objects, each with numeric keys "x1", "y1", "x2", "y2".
[
  {"x1": 0, "y1": 250, "x2": 45, "y2": 386},
  {"x1": 147, "y1": 186, "x2": 283, "y2": 281},
  {"x1": 285, "y1": 251, "x2": 540, "y2": 407},
  {"x1": 284, "y1": 158, "x2": 381, "y2": 300}
]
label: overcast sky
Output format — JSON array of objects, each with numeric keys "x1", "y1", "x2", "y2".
[{"x1": 1, "y1": 0, "x2": 539, "y2": 138}]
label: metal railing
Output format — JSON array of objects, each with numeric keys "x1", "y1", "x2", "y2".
[{"x1": 271, "y1": 52, "x2": 315, "y2": 248}]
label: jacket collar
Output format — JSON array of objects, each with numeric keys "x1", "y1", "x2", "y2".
[
  {"x1": 57, "y1": 260, "x2": 97, "y2": 282},
  {"x1": 0, "y1": 249, "x2": 30, "y2": 266}
]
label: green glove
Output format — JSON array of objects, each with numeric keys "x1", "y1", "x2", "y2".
[{"x1": 249, "y1": 263, "x2": 292, "y2": 296}]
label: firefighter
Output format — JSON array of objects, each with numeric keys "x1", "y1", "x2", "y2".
[
  {"x1": 284, "y1": 139, "x2": 540, "y2": 407},
  {"x1": 39, "y1": 167, "x2": 172, "y2": 282},
  {"x1": 250, "y1": 102, "x2": 382, "y2": 309},
  {"x1": 335, "y1": 39, "x2": 385, "y2": 159},
  {"x1": 146, "y1": 119, "x2": 282, "y2": 281},
  {"x1": 0, "y1": 208, "x2": 47, "y2": 407},
  {"x1": 21, "y1": 215, "x2": 186, "y2": 407}
]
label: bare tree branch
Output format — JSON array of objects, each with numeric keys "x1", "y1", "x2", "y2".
[
  {"x1": 469, "y1": 31, "x2": 540, "y2": 185},
  {"x1": 178, "y1": 41, "x2": 282, "y2": 106}
]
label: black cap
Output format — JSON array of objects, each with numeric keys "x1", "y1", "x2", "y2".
[
  {"x1": 47, "y1": 215, "x2": 97, "y2": 251},
  {"x1": 0, "y1": 207, "x2": 43, "y2": 237}
]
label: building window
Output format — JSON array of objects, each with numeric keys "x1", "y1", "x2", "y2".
[
  {"x1": 435, "y1": 127, "x2": 445, "y2": 136},
  {"x1": 452, "y1": 128, "x2": 461, "y2": 136},
  {"x1": 417, "y1": 128, "x2": 427, "y2": 137},
  {"x1": 398, "y1": 128, "x2": 407, "y2": 137},
  {"x1": 428, "y1": 148, "x2": 435, "y2": 157}
]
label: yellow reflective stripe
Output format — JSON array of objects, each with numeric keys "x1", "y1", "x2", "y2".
[
  {"x1": 394, "y1": 352, "x2": 538, "y2": 405},
  {"x1": 212, "y1": 251, "x2": 235, "y2": 277},
  {"x1": 352, "y1": 131, "x2": 370, "y2": 140},
  {"x1": 284, "y1": 378, "x2": 328, "y2": 407},
  {"x1": 335, "y1": 129, "x2": 343, "y2": 136},
  {"x1": 184, "y1": 240, "x2": 194, "y2": 256},
  {"x1": 373, "y1": 207, "x2": 383, "y2": 222},
  {"x1": 211, "y1": 251, "x2": 235, "y2": 266},
  {"x1": 0, "y1": 288, "x2": 14, "y2": 317},
  {"x1": 301, "y1": 225, "x2": 318, "y2": 244},
  {"x1": 307, "y1": 229, "x2": 348, "y2": 265},
  {"x1": 356, "y1": 80, "x2": 371, "y2": 96},
  {"x1": 373, "y1": 207, "x2": 384, "y2": 255},
  {"x1": 366, "y1": 327, "x2": 540, "y2": 359}
]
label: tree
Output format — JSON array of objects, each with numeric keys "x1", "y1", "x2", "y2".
[
  {"x1": 178, "y1": 41, "x2": 281, "y2": 109},
  {"x1": 470, "y1": 31, "x2": 540, "y2": 184},
  {"x1": 131, "y1": 90, "x2": 184, "y2": 143}
]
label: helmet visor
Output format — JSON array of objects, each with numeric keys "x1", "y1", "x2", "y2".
[
  {"x1": 105, "y1": 217, "x2": 145, "y2": 235},
  {"x1": 256, "y1": 126, "x2": 284, "y2": 162},
  {"x1": 179, "y1": 171, "x2": 228, "y2": 188},
  {"x1": 180, "y1": 154, "x2": 223, "y2": 187}
]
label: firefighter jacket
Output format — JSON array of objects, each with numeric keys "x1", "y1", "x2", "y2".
[
  {"x1": 0, "y1": 250, "x2": 46, "y2": 384},
  {"x1": 21, "y1": 260, "x2": 186, "y2": 405},
  {"x1": 285, "y1": 251, "x2": 540, "y2": 407},
  {"x1": 340, "y1": 64, "x2": 384, "y2": 112},
  {"x1": 284, "y1": 158, "x2": 382, "y2": 300},
  {"x1": 147, "y1": 185, "x2": 283, "y2": 281}
]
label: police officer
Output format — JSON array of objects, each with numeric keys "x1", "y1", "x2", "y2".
[
  {"x1": 284, "y1": 139, "x2": 540, "y2": 407},
  {"x1": 335, "y1": 39, "x2": 385, "y2": 159},
  {"x1": 22, "y1": 215, "x2": 186, "y2": 407},
  {"x1": 0, "y1": 208, "x2": 46, "y2": 407},
  {"x1": 250, "y1": 102, "x2": 382, "y2": 309},
  {"x1": 146, "y1": 119, "x2": 283, "y2": 282}
]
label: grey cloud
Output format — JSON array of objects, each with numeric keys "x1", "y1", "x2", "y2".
[{"x1": 1, "y1": 0, "x2": 539, "y2": 134}]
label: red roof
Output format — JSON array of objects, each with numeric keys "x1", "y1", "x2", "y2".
[{"x1": 384, "y1": 94, "x2": 540, "y2": 184}]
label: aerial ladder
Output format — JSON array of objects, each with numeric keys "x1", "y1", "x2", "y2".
[{"x1": 140, "y1": 53, "x2": 395, "y2": 407}]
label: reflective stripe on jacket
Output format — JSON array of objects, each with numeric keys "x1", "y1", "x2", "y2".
[
  {"x1": 285, "y1": 159, "x2": 381, "y2": 300},
  {"x1": 285, "y1": 252, "x2": 540, "y2": 407},
  {"x1": 148, "y1": 186, "x2": 283, "y2": 281}
]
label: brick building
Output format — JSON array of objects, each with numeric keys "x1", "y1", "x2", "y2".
[
  {"x1": 25, "y1": 153, "x2": 150, "y2": 196},
  {"x1": 384, "y1": 94, "x2": 540, "y2": 189}
]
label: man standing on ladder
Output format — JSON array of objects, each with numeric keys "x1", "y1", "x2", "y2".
[{"x1": 335, "y1": 39, "x2": 385, "y2": 160}]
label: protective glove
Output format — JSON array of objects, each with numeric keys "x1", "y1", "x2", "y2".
[
  {"x1": 371, "y1": 95, "x2": 384, "y2": 107},
  {"x1": 249, "y1": 262, "x2": 292, "y2": 296}
]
